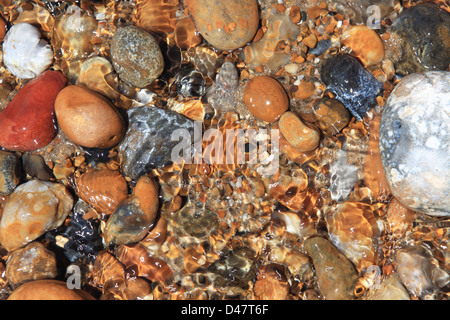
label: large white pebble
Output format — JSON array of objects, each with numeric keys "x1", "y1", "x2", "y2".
[{"x1": 2, "y1": 23, "x2": 53, "y2": 79}]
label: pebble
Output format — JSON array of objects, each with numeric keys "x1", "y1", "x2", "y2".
[
  {"x1": 55, "y1": 85, "x2": 125, "y2": 149},
  {"x1": 0, "y1": 16, "x2": 6, "y2": 42},
  {"x1": 2, "y1": 23, "x2": 53, "y2": 79},
  {"x1": 186, "y1": 0, "x2": 259, "y2": 51},
  {"x1": 253, "y1": 264, "x2": 290, "y2": 300},
  {"x1": 310, "y1": 39, "x2": 331, "y2": 56},
  {"x1": 0, "y1": 180, "x2": 73, "y2": 252},
  {"x1": 174, "y1": 17, "x2": 203, "y2": 50},
  {"x1": 304, "y1": 236, "x2": 358, "y2": 300},
  {"x1": 302, "y1": 33, "x2": 317, "y2": 49},
  {"x1": 278, "y1": 111, "x2": 320, "y2": 152},
  {"x1": 5, "y1": 241, "x2": 57, "y2": 288},
  {"x1": 390, "y1": 3, "x2": 450, "y2": 75},
  {"x1": 7, "y1": 279, "x2": 95, "y2": 300},
  {"x1": 243, "y1": 76, "x2": 289, "y2": 123},
  {"x1": 21, "y1": 153, "x2": 54, "y2": 181},
  {"x1": 395, "y1": 245, "x2": 449, "y2": 298},
  {"x1": 341, "y1": 25, "x2": 385, "y2": 67},
  {"x1": 133, "y1": 0, "x2": 178, "y2": 34},
  {"x1": 320, "y1": 54, "x2": 383, "y2": 120},
  {"x1": 0, "y1": 151, "x2": 21, "y2": 195},
  {"x1": 104, "y1": 175, "x2": 159, "y2": 245},
  {"x1": 119, "y1": 106, "x2": 194, "y2": 180},
  {"x1": 379, "y1": 71, "x2": 450, "y2": 217},
  {"x1": 110, "y1": 26, "x2": 164, "y2": 88},
  {"x1": 362, "y1": 274, "x2": 410, "y2": 300},
  {"x1": 76, "y1": 170, "x2": 128, "y2": 215},
  {"x1": 0, "y1": 70, "x2": 67, "y2": 152},
  {"x1": 293, "y1": 81, "x2": 316, "y2": 100},
  {"x1": 363, "y1": 115, "x2": 390, "y2": 200},
  {"x1": 386, "y1": 198, "x2": 416, "y2": 238},
  {"x1": 312, "y1": 97, "x2": 350, "y2": 136}
]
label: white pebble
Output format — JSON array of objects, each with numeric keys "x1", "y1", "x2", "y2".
[{"x1": 2, "y1": 23, "x2": 53, "y2": 79}]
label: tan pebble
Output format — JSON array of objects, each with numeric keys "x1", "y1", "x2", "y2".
[
  {"x1": 254, "y1": 264, "x2": 290, "y2": 300},
  {"x1": 386, "y1": 198, "x2": 417, "y2": 238},
  {"x1": 243, "y1": 76, "x2": 289, "y2": 122},
  {"x1": 341, "y1": 25, "x2": 385, "y2": 67},
  {"x1": 0, "y1": 17, "x2": 6, "y2": 43},
  {"x1": 302, "y1": 33, "x2": 317, "y2": 48},
  {"x1": 278, "y1": 111, "x2": 320, "y2": 152},
  {"x1": 8, "y1": 280, "x2": 95, "y2": 300},
  {"x1": 53, "y1": 163, "x2": 75, "y2": 180},
  {"x1": 174, "y1": 16, "x2": 203, "y2": 49},
  {"x1": 76, "y1": 170, "x2": 128, "y2": 215},
  {"x1": 307, "y1": 6, "x2": 322, "y2": 20},
  {"x1": 289, "y1": 6, "x2": 301, "y2": 24},
  {"x1": 312, "y1": 97, "x2": 350, "y2": 135},
  {"x1": 55, "y1": 85, "x2": 125, "y2": 149},
  {"x1": 294, "y1": 80, "x2": 315, "y2": 100},
  {"x1": 6, "y1": 242, "x2": 57, "y2": 287},
  {"x1": 284, "y1": 63, "x2": 300, "y2": 74},
  {"x1": 0, "y1": 180, "x2": 73, "y2": 252}
]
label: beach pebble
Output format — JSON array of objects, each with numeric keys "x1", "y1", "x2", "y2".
[
  {"x1": 341, "y1": 25, "x2": 385, "y2": 67},
  {"x1": 110, "y1": 25, "x2": 164, "y2": 88},
  {"x1": 244, "y1": 76, "x2": 289, "y2": 123},
  {"x1": 55, "y1": 85, "x2": 125, "y2": 149},
  {"x1": 0, "y1": 71, "x2": 66, "y2": 152},
  {"x1": 279, "y1": 111, "x2": 321, "y2": 152},
  {"x1": 5, "y1": 241, "x2": 57, "y2": 287},
  {"x1": 379, "y1": 71, "x2": 450, "y2": 216},
  {"x1": 0, "y1": 180, "x2": 73, "y2": 252},
  {"x1": 0, "y1": 151, "x2": 21, "y2": 195},
  {"x1": 186, "y1": 0, "x2": 259, "y2": 51},
  {"x1": 312, "y1": 97, "x2": 350, "y2": 136},
  {"x1": 7, "y1": 279, "x2": 95, "y2": 300},
  {"x1": 2, "y1": 23, "x2": 53, "y2": 79}
]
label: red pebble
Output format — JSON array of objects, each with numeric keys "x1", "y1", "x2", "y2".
[{"x1": 0, "y1": 71, "x2": 67, "y2": 151}]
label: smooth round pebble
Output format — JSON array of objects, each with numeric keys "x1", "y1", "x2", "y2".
[
  {"x1": 278, "y1": 111, "x2": 321, "y2": 152},
  {"x1": 244, "y1": 76, "x2": 289, "y2": 123},
  {"x1": 341, "y1": 25, "x2": 385, "y2": 67},
  {"x1": 55, "y1": 85, "x2": 125, "y2": 149},
  {"x1": 110, "y1": 25, "x2": 164, "y2": 88},
  {"x1": 379, "y1": 71, "x2": 450, "y2": 216},
  {"x1": 186, "y1": 0, "x2": 259, "y2": 51},
  {"x1": 8, "y1": 280, "x2": 95, "y2": 300}
]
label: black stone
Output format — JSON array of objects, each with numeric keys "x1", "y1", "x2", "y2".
[
  {"x1": 310, "y1": 39, "x2": 331, "y2": 56},
  {"x1": 392, "y1": 3, "x2": 450, "y2": 76},
  {"x1": 22, "y1": 153, "x2": 53, "y2": 181},
  {"x1": 320, "y1": 54, "x2": 383, "y2": 120},
  {"x1": 171, "y1": 65, "x2": 206, "y2": 98},
  {"x1": 119, "y1": 106, "x2": 195, "y2": 180}
]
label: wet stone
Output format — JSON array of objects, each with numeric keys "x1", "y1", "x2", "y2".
[
  {"x1": 171, "y1": 65, "x2": 206, "y2": 98},
  {"x1": 186, "y1": 0, "x2": 259, "y2": 51},
  {"x1": 0, "y1": 151, "x2": 21, "y2": 195},
  {"x1": 110, "y1": 26, "x2": 164, "y2": 88},
  {"x1": 391, "y1": 3, "x2": 450, "y2": 76},
  {"x1": 312, "y1": 97, "x2": 350, "y2": 136},
  {"x1": 8, "y1": 279, "x2": 95, "y2": 300},
  {"x1": 320, "y1": 54, "x2": 383, "y2": 120},
  {"x1": 119, "y1": 106, "x2": 195, "y2": 180},
  {"x1": 304, "y1": 236, "x2": 358, "y2": 300},
  {"x1": 5, "y1": 241, "x2": 57, "y2": 287},
  {"x1": 379, "y1": 71, "x2": 450, "y2": 217},
  {"x1": 22, "y1": 154, "x2": 54, "y2": 181}
]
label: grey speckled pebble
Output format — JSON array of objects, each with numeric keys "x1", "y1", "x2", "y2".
[
  {"x1": 379, "y1": 71, "x2": 450, "y2": 216},
  {"x1": 0, "y1": 151, "x2": 21, "y2": 195},
  {"x1": 110, "y1": 26, "x2": 164, "y2": 88}
]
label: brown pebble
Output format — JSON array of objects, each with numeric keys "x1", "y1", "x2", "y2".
[
  {"x1": 307, "y1": 6, "x2": 322, "y2": 20},
  {"x1": 174, "y1": 16, "x2": 202, "y2": 49},
  {"x1": 76, "y1": 170, "x2": 128, "y2": 215},
  {"x1": 55, "y1": 85, "x2": 125, "y2": 149},
  {"x1": 341, "y1": 25, "x2": 385, "y2": 67},
  {"x1": 0, "y1": 17, "x2": 6, "y2": 43},
  {"x1": 290, "y1": 6, "x2": 301, "y2": 24},
  {"x1": 302, "y1": 33, "x2": 317, "y2": 48},
  {"x1": 243, "y1": 76, "x2": 289, "y2": 122},
  {"x1": 8, "y1": 280, "x2": 95, "y2": 300},
  {"x1": 312, "y1": 97, "x2": 350, "y2": 135},
  {"x1": 278, "y1": 111, "x2": 321, "y2": 152},
  {"x1": 293, "y1": 80, "x2": 315, "y2": 100}
]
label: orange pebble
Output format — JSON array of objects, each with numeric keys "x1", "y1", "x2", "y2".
[{"x1": 243, "y1": 76, "x2": 289, "y2": 122}]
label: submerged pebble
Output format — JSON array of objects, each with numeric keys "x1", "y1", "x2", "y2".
[
  {"x1": 320, "y1": 54, "x2": 383, "y2": 120},
  {"x1": 186, "y1": 0, "x2": 259, "y2": 51},
  {"x1": 0, "y1": 180, "x2": 73, "y2": 252},
  {"x1": 0, "y1": 151, "x2": 21, "y2": 195},
  {"x1": 390, "y1": 3, "x2": 450, "y2": 75},
  {"x1": 55, "y1": 85, "x2": 125, "y2": 149},
  {"x1": 5, "y1": 241, "x2": 57, "y2": 287},
  {"x1": 8, "y1": 279, "x2": 94, "y2": 300},
  {"x1": 379, "y1": 71, "x2": 450, "y2": 217},
  {"x1": 2, "y1": 23, "x2": 53, "y2": 79},
  {"x1": 243, "y1": 76, "x2": 289, "y2": 123},
  {"x1": 341, "y1": 25, "x2": 385, "y2": 67},
  {"x1": 119, "y1": 106, "x2": 194, "y2": 180},
  {"x1": 278, "y1": 111, "x2": 321, "y2": 152},
  {"x1": 0, "y1": 70, "x2": 67, "y2": 152},
  {"x1": 110, "y1": 26, "x2": 164, "y2": 88}
]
